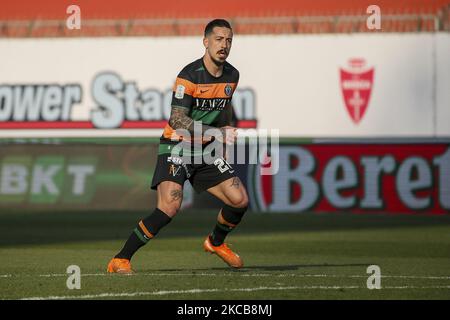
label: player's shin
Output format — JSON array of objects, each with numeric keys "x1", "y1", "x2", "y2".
[
  {"x1": 209, "y1": 204, "x2": 247, "y2": 246},
  {"x1": 115, "y1": 208, "x2": 172, "y2": 260}
]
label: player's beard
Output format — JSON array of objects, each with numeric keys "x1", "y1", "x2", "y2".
[
  {"x1": 211, "y1": 55, "x2": 226, "y2": 66},
  {"x1": 210, "y1": 49, "x2": 227, "y2": 66}
]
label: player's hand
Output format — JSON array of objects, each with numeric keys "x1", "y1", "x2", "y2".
[{"x1": 219, "y1": 126, "x2": 238, "y2": 145}]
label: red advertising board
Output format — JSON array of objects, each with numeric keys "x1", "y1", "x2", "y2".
[{"x1": 248, "y1": 144, "x2": 450, "y2": 214}]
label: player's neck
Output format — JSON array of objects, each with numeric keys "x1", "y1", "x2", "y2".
[{"x1": 203, "y1": 55, "x2": 224, "y2": 78}]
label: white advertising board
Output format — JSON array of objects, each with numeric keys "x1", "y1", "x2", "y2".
[{"x1": 0, "y1": 33, "x2": 448, "y2": 137}]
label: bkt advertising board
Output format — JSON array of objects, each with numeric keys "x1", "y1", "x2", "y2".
[{"x1": 0, "y1": 142, "x2": 448, "y2": 214}]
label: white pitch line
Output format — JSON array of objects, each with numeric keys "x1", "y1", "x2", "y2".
[
  {"x1": 15, "y1": 286, "x2": 362, "y2": 300},
  {"x1": 18, "y1": 285, "x2": 450, "y2": 300},
  {"x1": 36, "y1": 272, "x2": 222, "y2": 278},
  {"x1": 0, "y1": 272, "x2": 449, "y2": 280}
]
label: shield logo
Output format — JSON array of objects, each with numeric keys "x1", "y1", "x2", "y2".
[
  {"x1": 340, "y1": 58, "x2": 374, "y2": 124},
  {"x1": 224, "y1": 84, "x2": 232, "y2": 97},
  {"x1": 168, "y1": 164, "x2": 181, "y2": 177}
]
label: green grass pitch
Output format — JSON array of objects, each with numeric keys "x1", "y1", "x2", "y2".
[{"x1": 0, "y1": 210, "x2": 449, "y2": 300}]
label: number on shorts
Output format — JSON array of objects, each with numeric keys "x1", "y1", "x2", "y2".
[{"x1": 214, "y1": 158, "x2": 231, "y2": 173}]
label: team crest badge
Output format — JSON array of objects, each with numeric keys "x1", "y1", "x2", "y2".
[
  {"x1": 168, "y1": 164, "x2": 181, "y2": 177},
  {"x1": 224, "y1": 84, "x2": 232, "y2": 97},
  {"x1": 340, "y1": 58, "x2": 375, "y2": 124}
]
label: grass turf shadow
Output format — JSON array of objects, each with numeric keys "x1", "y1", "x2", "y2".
[
  {"x1": 1, "y1": 209, "x2": 450, "y2": 247},
  {"x1": 152, "y1": 263, "x2": 373, "y2": 273}
]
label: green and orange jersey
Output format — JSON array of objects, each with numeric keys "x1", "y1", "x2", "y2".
[{"x1": 159, "y1": 57, "x2": 239, "y2": 153}]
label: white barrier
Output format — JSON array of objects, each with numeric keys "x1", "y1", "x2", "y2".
[
  {"x1": 0, "y1": 33, "x2": 448, "y2": 137},
  {"x1": 436, "y1": 33, "x2": 450, "y2": 136}
]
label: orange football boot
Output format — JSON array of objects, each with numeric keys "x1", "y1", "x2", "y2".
[
  {"x1": 107, "y1": 258, "x2": 134, "y2": 274},
  {"x1": 203, "y1": 236, "x2": 243, "y2": 269}
]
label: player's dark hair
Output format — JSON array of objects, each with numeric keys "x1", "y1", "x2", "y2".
[{"x1": 204, "y1": 19, "x2": 232, "y2": 37}]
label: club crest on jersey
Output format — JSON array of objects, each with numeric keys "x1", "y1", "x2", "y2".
[
  {"x1": 224, "y1": 84, "x2": 233, "y2": 97},
  {"x1": 340, "y1": 58, "x2": 374, "y2": 124},
  {"x1": 168, "y1": 164, "x2": 181, "y2": 177}
]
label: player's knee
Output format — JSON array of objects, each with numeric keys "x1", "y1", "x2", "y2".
[
  {"x1": 168, "y1": 205, "x2": 182, "y2": 217},
  {"x1": 158, "y1": 195, "x2": 183, "y2": 217},
  {"x1": 157, "y1": 184, "x2": 183, "y2": 216},
  {"x1": 158, "y1": 203, "x2": 181, "y2": 217},
  {"x1": 228, "y1": 192, "x2": 249, "y2": 208},
  {"x1": 239, "y1": 193, "x2": 249, "y2": 208},
  {"x1": 159, "y1": 201, "x2": 181, "y2": 216}
]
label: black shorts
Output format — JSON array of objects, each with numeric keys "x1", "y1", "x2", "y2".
[{"x1": 151, "y1": 153, "x2": 237, "y2": 193}]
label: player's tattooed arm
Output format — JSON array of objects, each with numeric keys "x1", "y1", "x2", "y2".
[
  {"x1": 169, "y1": 106, "x2": 227, "y2": 138},
  {"x1": 168, "y1": 106, "x2": 194, "y2": 131}
]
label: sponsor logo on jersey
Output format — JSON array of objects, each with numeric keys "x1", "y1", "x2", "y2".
[{"x1": 194, "y1": 98, "x2": 231, "y2": 111}]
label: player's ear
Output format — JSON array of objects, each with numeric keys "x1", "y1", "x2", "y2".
[{"x1": 203, "y1": 37, "x2": 208, "y2": 49}]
